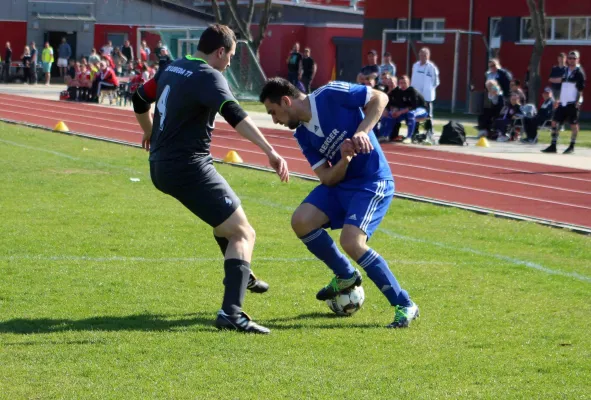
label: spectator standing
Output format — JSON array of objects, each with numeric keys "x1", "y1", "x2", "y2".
[
  {"x1": 360, "y1": 49, "x2": 380, "y2": 77},
  {"x1": 140, "y1": 40, "x2": 150, "y2": 62},
  {"x1": 411, "y1": 47, "x2": 440, "y2": 117},
  {"x1": 286, "y1": 42, "x2": 303, "y2": 86},
  {"x1": 2, "y1": 42, "x2": 12, "y2": 83},
  {"x1": 21, "y1": 46, "x2": 32, "y2": 84},
  {"x1": 112, "y1": 47, "x2": 128, "y2": 76},
  {"x1": 542, "y1": 50, "x2": 586, "y2": 154},
  {"x1": 152, "y1": 40, "x2": 164, "y2": 63},
  {"x1": 89, "y1": 48, "x2": 101, "y2": 64},
  {"x1": 548, "y1": 53, "x2": 567, "y2": 100},
  {"x1": 379, "y1": 52, "x2": 396, "y2": 77},
  {"x1": 158, "y1": 47, "x2": 172, "y2": 70},
  {"x1": 101, "y1": 41, "x2": 113, "y2": 57},
  {"x1": 121, "y1": 40, "x2": 134, "y2": 63},
  {"x1": 57, "y1": 37, "x2": 71, "y2": 78},
  {"x1": 30, "y1": 42, "x2": 38, "y2": 84},
  {"x1": 486, "y1": 58, "x2": 512, "y2": 104},
  {"x1": 301, "y1": 47, "x2": 316, "y2": 94},
  {"x1": 41, "y1": 42, "x2": 54, "y2": 86}
]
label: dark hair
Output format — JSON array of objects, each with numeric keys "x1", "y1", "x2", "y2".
[
  {"x1": 512, "y1": 79, "x2": 521, "y2": 86},
  {"x1": 559, "y1": 52, "x2": 566, "y2": 58},
  {"x1": 197, "y1": 24, "x2": 236, "y2": 55},
  {"x1": 383, "y1": 51, "x2": 391, "y2": 57},
  {"x1": 259, "y1": 77, "x2": 301, "y2": 104}
]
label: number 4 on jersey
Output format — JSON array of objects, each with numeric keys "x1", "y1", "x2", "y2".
[{"x1": 157, "y1": 85, "x2": 171, "y2": 131}]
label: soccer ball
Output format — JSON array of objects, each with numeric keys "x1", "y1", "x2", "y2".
[{"x1": 326, "y1": 286, "x2": 365, "y2": 317}]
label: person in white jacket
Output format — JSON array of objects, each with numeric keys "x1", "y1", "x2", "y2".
[{"x1": 411, "y1": 47, "x2": 440, "y2": 117}]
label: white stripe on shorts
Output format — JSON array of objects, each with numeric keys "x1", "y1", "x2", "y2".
[{"x1": 360, "y1": 180, "x2": 387, "y2": 233}]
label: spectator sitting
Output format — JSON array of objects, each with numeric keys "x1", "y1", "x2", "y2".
[
  {"x1": 477, "y1": 79, "x2": 504, "y2": 137},
  {"x1": 80, "y1": 57, "x2": 88, "y2": 67},
  {"x1": 388, "y1": 75, "x2": 429, "y2": 144},
  {"x1": 112, "y1": 47, "x2": 128, "y2": 76},
  {"x1": 103, "y1": 54, "x2": 115, "y2": 70},
  {"x1": 64, "y1": 59, "x2": 77, "y2": 85},
  {"x1": 90, "y1": 61, "x2": 119, "y2": 103},
  {"x1": 152, "y1": 41, "x2": 164, "y2": 63},
  {"x1": 510, "y1": 79, "x2": 526, "y2": 105},
  {"x1": 537, "y1": 87, "x2": 555, "y2": 126},
  {"x1": 76, "y1": 64, "x2": 92, "y2": 100},
  {"x1": 89, "y1": 48, "x2": 101, "y2": 64},
  {"x1": 364, "y1": 73, "x2": 377, "y2": 88},
  {"x1": 376, "y1": 75, "x2": 399, "y2": 140},
  {"x1": 486, "y1": 58, "x2": 513, "y2": 104},
  {"x1": 374, "y1": 72, "x2": 388, "y2": 93},
  {"x1": 493, "y1": 92, "x2": 522, "y2": 142},
  {"x1": 158, "y1": 47, "x2": 172, "y2": 70}
]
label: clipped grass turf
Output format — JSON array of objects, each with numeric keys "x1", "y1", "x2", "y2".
[{"x1": 0, "y1": 122, "x2": 590, "y2": 399}]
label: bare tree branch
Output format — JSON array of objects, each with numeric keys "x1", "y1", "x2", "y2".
[
  {"x1": 245, "y1": 0, "x2": 256, "y2": 31},
  {"x1": 210, "y1": 0, "x2": 222, "y2": 23},
  {"x1": 226, "y1": 0, "x2": 252, "y2": 41},
  {"x1": 253, "y1": 0, "x2": 272, "y2": 55}
]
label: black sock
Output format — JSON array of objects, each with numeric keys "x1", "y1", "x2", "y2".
[
  {"x1": 551, "y1": 127, "x2": 558, "y2": 145},
  {"x1": 214, "y1": 235, "x2": 229, "y2": 257},
  {"x1": 569, "y1": 141, "x2": 576, "y2": 148},
  {"x1": 222, "y1": 259, "x2": 251, "y2": 316}
]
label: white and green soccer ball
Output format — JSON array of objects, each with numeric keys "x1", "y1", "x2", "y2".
[{"x1": 326, "y1": 286, "x2": 365, "y2": 317}]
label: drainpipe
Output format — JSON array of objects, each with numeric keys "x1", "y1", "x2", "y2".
[
  {"x1": 466, "y1": 0, "x2": 474, "y2": 112},
  {"x1": 406, "y1": 0, "x2": 413, "y2": 74}
]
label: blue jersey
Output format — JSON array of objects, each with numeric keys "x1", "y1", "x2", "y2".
[{"x1": 294, "y1": 82, "x2": 393, "y2": 187}]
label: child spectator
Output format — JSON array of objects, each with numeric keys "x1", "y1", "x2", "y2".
[
  {"x1": 90, "y1": 61, "x2": 119, "y2": 103},
  {"x1": 494, "y1": 92, "x2": 522, "y2": 142},
  {"x1": 510, "y1": 79, "x2": 526, "y2": 105},
  {"x1": 64, "y1": 59, "x2": 77, "y2": 85},
  {"x1": 76, "y1": 64, "x2": 92, "y2": 101}
]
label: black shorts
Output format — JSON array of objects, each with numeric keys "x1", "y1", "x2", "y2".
[
  {"x1": 553, "y1": 104, "x2": 580, "y2": 125},
  {"x1": 150, "y1": 159, "x2": 241, "y2": 228}
]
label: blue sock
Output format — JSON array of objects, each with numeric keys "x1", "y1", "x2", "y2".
[
  {"x1": 357, "y1": 249, "x2": 411, "y2": 307},
  {"x1": 300, "y1": 229, "x2": 355, "y2": 278}
]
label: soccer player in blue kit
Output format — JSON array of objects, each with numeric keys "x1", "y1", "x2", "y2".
[{"x1": 260, "y1": 78, "x2": 419, "y2": 328}]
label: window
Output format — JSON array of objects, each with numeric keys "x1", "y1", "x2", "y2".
[
  {"x1": 396, "y1": 18, "x2": 408, "y2": 42},
  {"x1": 107, "y1": 33, "x2": 127, "y2": 49},
  {"x1": 490, "y1": 17, "x2": 501, "y2": 49},
  {"x1": 422, "y1": 19, "x2": 445, "y2": 42},
  {"x1": 520, "y1": 16, "x2": 591, "y2": 43}
]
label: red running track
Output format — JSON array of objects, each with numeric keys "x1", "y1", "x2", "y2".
[{"x1": 2, "y1": 93, "x2": 591, "y2": 230}]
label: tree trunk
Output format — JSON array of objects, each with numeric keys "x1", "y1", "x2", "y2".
[
  {"x1": 526, "y1": 0, "x2": 546, "y2": 104},
  {"x1": 253, "y1": 0, "x2": 273, "y2": 58}
]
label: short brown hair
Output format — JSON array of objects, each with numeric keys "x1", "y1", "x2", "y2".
[
  {"x1": 260, "y1": 77, "x2": 301, "y2": 104},
  {"x1": 197, "y1": 24, "x2": 236, "y2": 55}
]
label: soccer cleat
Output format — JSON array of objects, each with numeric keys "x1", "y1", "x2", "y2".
[
  {"x1": 541, "y1": 144, "x2": 557, "y2": 153},
  {"x1": 316, "y1": 269, "x2": 363, "y2": 301},
  {"x1": 563, "y1": 145, "x2": 575, "y2": 154},
  {"x1": 215, "y1": 310, "x2": 270, "y2": 334},
  {"x1": 247, "y1": 272, "x2": 269, "y2": 293},
  {"x1": 387, "y1": 302, "x2": 419, "y2": 328}
]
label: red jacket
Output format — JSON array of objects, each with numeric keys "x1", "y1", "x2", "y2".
[
  {"x1": 99, "y1": 67, "x2": 119, "y2": 86},
  {"x1": 103, "y1": 54, "x2": 115, "y2": 70}
]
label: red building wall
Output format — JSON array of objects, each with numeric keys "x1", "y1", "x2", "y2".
[
  {"x1": 0, "y1": 21, "x2": 27, "y2": 61},
  {"x1": 363, "y1": 0, "x2": 591, "y2": 112},
  {"x1": 255, "y1": 24, "x2": 362, "y2": 88}
]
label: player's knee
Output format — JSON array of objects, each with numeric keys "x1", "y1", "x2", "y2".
[
  {"x1": 291, "y1": 208, "x2": 311, "y2": 237},
  {"x1": 339, "y1": 233, "x2": 365, "y2": 259}
]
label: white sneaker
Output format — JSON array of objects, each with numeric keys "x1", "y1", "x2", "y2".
[
  {"x1": 402, "y1": 138, "x2": 412, "y2": 144},
  {"x1": 497, "y1": 134, "x2": 509, "y2": 142}
]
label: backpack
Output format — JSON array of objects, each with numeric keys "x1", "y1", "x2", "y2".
[{"x1": 438, "y1": 121, "x2": 466, "y2": 146}]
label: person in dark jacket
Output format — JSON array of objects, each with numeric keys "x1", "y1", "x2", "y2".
[
  {"x1": 388, "y1": 75, "x2": 429, "y2": 143},
  {"x1": 486, "y1": 58, "x2": 512, "y2": 104},
  {"x1": 494, "y1": 92, "x2": 522, "y2": 142},
  {"x1": 2, "y1": 41, "x2": 12, "y2": 82},
  {"x1": 121, "y1": 40, "x2": 134, "y2": 63}
]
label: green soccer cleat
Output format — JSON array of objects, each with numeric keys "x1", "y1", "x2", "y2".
[
  {"x1": 316, "y1": 269, "x2": 362, "y2": 301},
  {"x1": 387, "y1": 302, "x2": 420, "y2": 328}
]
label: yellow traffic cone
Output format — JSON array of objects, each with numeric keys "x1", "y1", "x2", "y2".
[
  {"x1": 476, "y1": 137, "x2": 489, "y2": 147},
  {"x1": 223, "y1": 150, "x2": 243, "y2": 164},
  {"x1": 54, "y1": 121, "x2": 69, "y2": 132}
]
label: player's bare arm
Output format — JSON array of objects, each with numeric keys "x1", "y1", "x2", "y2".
[
  {"x1": 234, "y1": 116, "x2": 290, "y2": 182},
  {"x1": 313, "y1": 139, "x2": 356, "y2": 187},
  {"x1": 352, "y1": 89, "x2": 388, "y2": 154},
  {"x1": 132, "y1": 79, "x2": 156, "y2": 152}
]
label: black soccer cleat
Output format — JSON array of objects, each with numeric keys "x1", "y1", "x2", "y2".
[
  {"x1": 316, "y1": 269, "x2": 363, "y2": 301},
  {"x1": 563, "y1": 145, "x2": 575, "y2": 154},
  {"x1": 541, "y1": 144, "x2": 557, "y2": 153},
  {"x1": 215, "y1": 310, "x2": 270, "y2": 334},
  {"x1": 247, "y1": 272, "x2": 269, "y2": 293}
]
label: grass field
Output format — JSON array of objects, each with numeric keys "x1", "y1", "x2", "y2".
[{"x1": 0, "y1": 121, "x2": 590, "y2": 399}]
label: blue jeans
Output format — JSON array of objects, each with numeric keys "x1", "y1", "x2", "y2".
[{"x1": 392, "y1": 108, "x2": 429, "y2": 138}]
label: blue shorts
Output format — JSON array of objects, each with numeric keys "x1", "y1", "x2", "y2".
[
  {"x1": 303, "y1": 180, "x2": 394, "y2": 239},
  {"x1": 42, "y1": 62, "x2": 52, "y2": 73}
]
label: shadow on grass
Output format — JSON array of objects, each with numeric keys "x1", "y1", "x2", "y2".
[
  {"x1": 0, "y1": 312, "x2": 216, "y2": 334},
  {"x1": 265, "y1": 312, "x2": 383, "y2": 330},
  {"x1": 0, "y1": 312, "x2": 383, "y2": 334}
]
